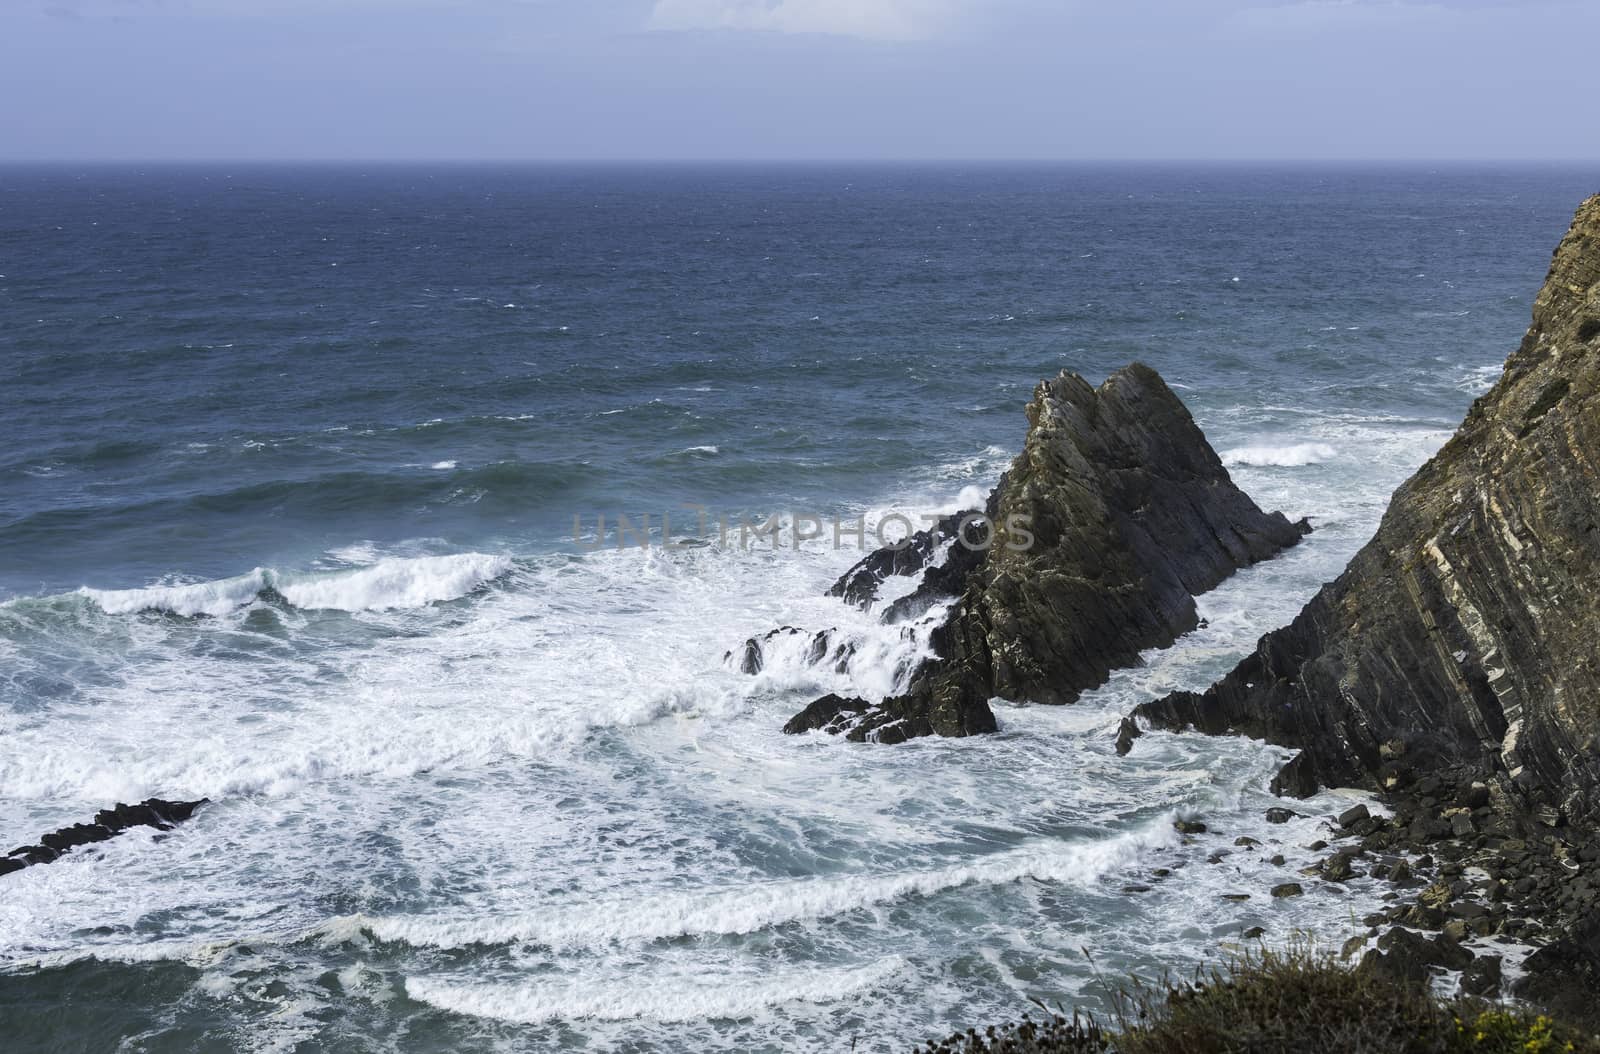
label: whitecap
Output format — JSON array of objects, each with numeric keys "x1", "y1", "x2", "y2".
[
  {"x1": 274, "y1": 554, "x2": 514, "y2": 612},
  {"x1": 78, "y1": 570, "x2": 270, "y2": 618},
  {"x1": 1220, "y1": 442, "x2": 1338, "y2": 468},
  {"x1": 75, "y1": 554, "x2": 514, "y2": 617}
]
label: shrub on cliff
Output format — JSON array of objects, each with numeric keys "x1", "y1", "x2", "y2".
[{"x1": 921, "y1": 948, "x2": 1600, "y2": 1054}]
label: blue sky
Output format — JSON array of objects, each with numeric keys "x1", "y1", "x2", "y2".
[{"x1": 3, "y1": 0, "x2": 1596, "y2": 161}]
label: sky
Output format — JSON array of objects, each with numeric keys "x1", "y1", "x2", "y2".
[{"x1": 2, "y1": 0, "x2": 1597, "y2": 161}]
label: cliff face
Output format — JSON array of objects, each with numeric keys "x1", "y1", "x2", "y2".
[
  {"x1": 785, "y1": 363, "x2": 1309, "y2": 743},
  {"x1": 1134, "y1": 196, "x2": 1600, "y2": 826}
]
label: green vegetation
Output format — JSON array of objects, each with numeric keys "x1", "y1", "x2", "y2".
[{"x1": 922, "y1": 948, "x2": 1600, "y2": 1054}]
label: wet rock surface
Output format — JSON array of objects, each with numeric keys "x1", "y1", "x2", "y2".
[
  {"x1": 1, "y1": 798, "x2": 208, "y2": 877},
  {"x1": 781, "y1": 362, "x2": 1308, "y2": 742}
]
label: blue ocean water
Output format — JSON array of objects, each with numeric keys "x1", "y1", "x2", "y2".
[{"x1": 0, "y1": 164, "x2": 1595, "y2": 1051}]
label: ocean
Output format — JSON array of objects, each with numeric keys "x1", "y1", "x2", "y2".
[{"x1": 1, "y1": 162, "x2": 1595, "y2": 1052}]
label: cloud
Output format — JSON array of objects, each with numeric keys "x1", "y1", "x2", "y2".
[{"x1": 647, "y1": 0, "x2": 958, "y2": 40}]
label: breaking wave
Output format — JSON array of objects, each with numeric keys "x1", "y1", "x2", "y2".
[
  {"x1": 1220, "y1": 442, "x2": 1339, "y2": 468},
  {"x1": 74, "y1": 554, "x2": 515, "y2": 617}
]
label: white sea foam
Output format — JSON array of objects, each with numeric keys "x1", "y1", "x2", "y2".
[
  {"x1": 0, "y1": 425, "x2": 1443, "y2": 1051},
  {"x1": 346, "y1": 820, "x2": 1179, "y2": 951},
  {"x1": 75, "y1": 554, "x2": 514, "y2": 617},
  {"x1": 1220, "y1": 442, "x2": 1338, "y2": 468},
  {"x1": 404, "y1": 957, "x2": 906, "y2": 1025},
  {"x1": 78, "y1": 569, "x2": 270, "y2": 618},
  {"x1": 430, "y1": 460, "x2": 458, "y2": 470},
  {"x1": 274, "y1": 554, "x2": 513, "y2": 611}
]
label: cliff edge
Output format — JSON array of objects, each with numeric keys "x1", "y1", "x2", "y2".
[{"x1": 1133, "y1": 195, "x2": 1600, "y2": 825}]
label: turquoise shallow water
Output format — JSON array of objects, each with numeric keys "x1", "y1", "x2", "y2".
[{"x1": 0, "y1": 163, "x2": 1596, "y2": 1051}]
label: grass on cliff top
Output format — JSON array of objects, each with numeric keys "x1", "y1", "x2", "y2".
[{"x1": 922, "y1": 947, "x2": 1600, "y2": 1054}]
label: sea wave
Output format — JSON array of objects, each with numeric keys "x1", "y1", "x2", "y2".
[
  {"x1": 335, "y1": 818, "x2": 1178, "y2": 951},
  {"x1": 75, "y1": 554, "x2": 514, "y2": 617},
  {"x1": 1220, "y1": 442, "x2": 1338, "y2": 468}
]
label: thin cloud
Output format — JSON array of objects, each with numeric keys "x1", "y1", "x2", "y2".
[{"x1": 647, "y1": 0, "x2": 959, "y2": 41}]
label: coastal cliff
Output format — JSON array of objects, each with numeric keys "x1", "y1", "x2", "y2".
[
  {"x1": 1122, "y1": 196, "x2": 1600, "y2": 1020},
  {"x1": 1131, "y1": 196, "x2": 1600, "y2": 826},
  {"x1": 784, "y1": 363, "x2": 1309, "y2": 742}
]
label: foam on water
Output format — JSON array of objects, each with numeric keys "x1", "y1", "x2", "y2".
[
  {"x1": 404, "y1": 957, "x2": 909, "y2": 1025},
  {"x1": 1221, "y1": 441, "x2": 1339, "y2": 468},
  {"x1": 70, "y1": 553, "x2": 514, "y2": 617},
  {"x1": 345, "y1": 819, "x2": 1180, "y2": 951},
  {"x1": 0, "y1": 394, "x2": 1489, "y2": 1051}
]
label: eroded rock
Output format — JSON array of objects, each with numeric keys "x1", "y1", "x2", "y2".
[{"x1": 788, "y1": 363, "x2": 1308, "y2": 741}]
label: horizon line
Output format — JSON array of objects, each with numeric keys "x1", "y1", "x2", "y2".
[{"x1": 4, "y1": 156, "x2": 1600, "y2": 167}]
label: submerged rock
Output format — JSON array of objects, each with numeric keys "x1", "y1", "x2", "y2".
[
  {"x1": 1, "y1": 797, "x2": 208, "y2": 877},
  {"x1": 787, "y1": 362, "x2": 1309, "y2": 742}
]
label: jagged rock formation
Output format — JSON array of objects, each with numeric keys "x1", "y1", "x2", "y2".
[
  {"x1": 784, "y1": 362, "x2": 1310, "y2": 742},
  {"x1": 1, "y1": 797, "x2": 208, "y2": 877},
  {"x1": 1131, "y1": 196, "x2": 1600, "y2": 826}
]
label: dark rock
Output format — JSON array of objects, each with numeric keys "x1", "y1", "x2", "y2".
[
  {"x1": 1340, "y1": 935, "x2": 1368, "y2": 961},
  {"x1": 1337, "y1": 804, "x2": 1371, "y2": 829},
  {"x1": 1270, "y1": 882, "x2": 1303, "y2": 898},
  {"x1": 1322, "y1": 850, "x2": 1359, "y2": 882},
  {"x1": 792, "y1": 362, "x2": 1308, "y2": 742},
  {"x1": 1462, "y1": 955, "x2": 1503, "y2": 998},
  {"x1": 2, "y1": 797, "x2": 208, "y2": 879},
  {"x1": 1515, "y1": 916, "x2": 1600, "y2": 1030},
  {"x1": 1241, "y1": 926, "x2": 1265, "y2": 939},
  {"x1": 1264, "y1": 807, "x2": 1297, "y2": 824},
  {"x1": 39, "y1": 823, "x2": 115, "y2": 853},
  {"x1": 781, "y1": 694, "x2": 870, "y2": 736},
  {"x1": 1357, "y1": 948, "x2": 1430, "y2": 988},
  {"x1": 1378, "y1": 925, "x2": 1474, "y2": 971},
  {"x1": 1174, "y1": 819, "x2": 1207, "y2": 835},
  {"x1": 826, "y1": 510, "x2": 980, "y2": 611},
  {"x1": 1113, "y1": 716, "x2": 1142, "y2": 756},
  {"x1": 1234, "y1": 836, "x2": 1260, "y2": 847},
  {"x1": 1270, "y1": 751, "x2": 1320, "y2": 798},
  {"x1": 727, "y1": 626, "x2": 807, "y2": 675}
]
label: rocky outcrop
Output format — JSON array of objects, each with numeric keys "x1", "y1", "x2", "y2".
[
  {"x1": 785, "y1": 362, "x2": 1310, "y2": 742},
  {"x1": 1, "y1": 797, "x2": 208, "y2": 877},
  {"x1": 1130, "y1": 196, "x2": 1600, "y2": 826},
  {"x1": 826, "y1": 508, "x2": 991, "y2": 624}
]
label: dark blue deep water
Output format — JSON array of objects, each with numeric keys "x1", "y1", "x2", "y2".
[{"x1": 1, "y1": 164, "x2": 1595, "y2": 1053}]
